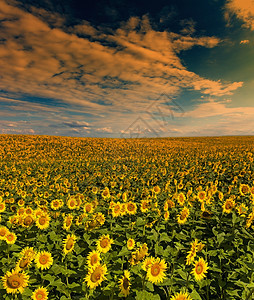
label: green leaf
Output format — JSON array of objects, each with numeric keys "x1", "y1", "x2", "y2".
[
  {"x1": 136, "y1": 217, "x2": 146, "y2": 227},
  {"x1": 145, "y1": 281, "x2": 154, "y2": 292},
  {"x1": 217, "y1": 232, "x2": 225, "y2": 245},
  {"x1": 190, "y1": 289, "x2": 202, "y2": 300},
  {"x1": 68, "y1": 282, "x2": 80, "y2": 289},
  {"x1": 159, "y1": 232, "x2": 171, "y2": 243},
  {"x1": 51, "y1": 263, "x2": 62, "y2": 275},
  {"x1": 136, "y1": 290, "x2": 160, "y2": 300},
  {"x1": 118, "y1": 246, "x2": 129, "y2": 256}
]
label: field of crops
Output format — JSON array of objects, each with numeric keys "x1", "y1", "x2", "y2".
[{"x1": 0, "y1": 134, "x2": 254, "y2": 300}]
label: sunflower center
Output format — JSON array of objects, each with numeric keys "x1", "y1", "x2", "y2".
[
  {"x1": 242, "y1": 186, "x2": 248, "y2": 193},
  {"x1": 24, "y1": 216, "x2": 33, "y2": 226},
  {"x1": 196, "y1": 264, "x2": 203, "y2": 274},
  {"x1": 100, "y1": 239, "x2": 109, "y2": 248},
  {"x1": 180, "y1": 213, "x2": 186, "y2": 220},
  {"x1": 91, "y1": 270, "x2": 101, "y2": 283},
  {"x1": 6, "y1": 234, "x2": 14, "y2": 241},
  {"x1": 91, "y1": 255, "x2": 98, "y2": 265},
  {"x1": 0, "y1": 229, "x2": 7, "y2": 236},
  {"x1": 225, "y1": 202, "x2": 232, "y2": 210},
  {"x1": 128, "y1": 241, "x2": 134, "y2": 248},
  {"x1": 39, "y1": 217, "x2": 46, "y2": 225},
  {"x1": 128, "y1": 204, "x2": 134, "y2": 211},
  {"x1": 36, "y1": 292, "x2": 45, "y2": 299},
  {"x1": 123, "y1": 278, "x2": 129, "y2": 290},
  {"x1": 19, "y1": 258, "x2": 29, "y2": 268},
  {"x1": 202, "y1": 211, "x2": 210, "y2": 218},
  {"x1": 66, "y1": 218, "x2": 72, "y2": 226},
  {"x1": 151, "y1": 263, "x2": 160, "y2": 276},
  {"x1": 114, "y1": 206, "x2": 120, "y2": 213},
  {"x1": 7, "y1": 274, "x2": 21, "y2": 289},
  {"x1": 66, "y1": 239, "x2": 74, "y2": 250},
  {"x1": 39, "y1": 255, "x2": 48, "y2": 265},
  {"x1": 85, "y1": 205, "x2": 92, "y2": 212},
  {"x1": 142, "y1": 202, "x2": 148, "y2": 209}
]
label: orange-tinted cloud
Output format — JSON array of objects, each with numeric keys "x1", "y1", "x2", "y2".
[
  {"x1": 0, "y1": 0, "x2": 243, "y2": 117},
  {"x1": 225, "y1": 0, "x2": 254, "y2": 30},
  {"x1": 240, "y1": 39, "x2": 250, "y2": 44}
]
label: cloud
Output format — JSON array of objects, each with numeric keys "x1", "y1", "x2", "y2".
[
  {"x1": 180, "y1": 98, "x2": 254, "y2": 118},
  {"x1": 240, "y1": 39, "x2": 250, "y2": 44},
  {"x1": 0, "y1": 0, "x2": 244, "y2": 136},
  {"x1": 225, "y1": 0, "x2": 254, "y2": 30},
  {"x1": 62, "y1": 121, "x2": 90, "y2": 128},
  {"x1": 95, "y1": 127, "x2": 113, "y2": 133}
]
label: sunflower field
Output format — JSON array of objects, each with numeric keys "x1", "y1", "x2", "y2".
[{"x1": 0, "y1": 134, "x2": 254, "y2": 300}]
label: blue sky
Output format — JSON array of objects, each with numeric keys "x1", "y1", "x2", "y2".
[{"x1": 0, "y1": 0, "x2": 254, "y2": 137}]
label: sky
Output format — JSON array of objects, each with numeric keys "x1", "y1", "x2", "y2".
[{"x1": 0, "y1": 0, "x2": 254, "y2": 138}]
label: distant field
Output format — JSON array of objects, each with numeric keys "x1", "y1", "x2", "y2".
[{"x1": 0, "y1": 135, "x2": 254, "y2": 300}]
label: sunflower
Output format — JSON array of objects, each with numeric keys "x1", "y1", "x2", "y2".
[
  {"x1": 92, "y1": 186, "x2": 98, "y2": 194},
  {"x1": 84, "y1": 203, "x2": 94, "y2": 214},
  {"x1": 126, "y1": 202, "x2": 137, "y2": 215},
  {"x1": 22, "y1": 214, "x2": 35, "y2": 227},
  {"x1": 119, "y1": 270, "x2": 131, "y2": 297},
  {"x1": 140, "y1": 199, "x2": 151, "y2": 213},
  {"x1": 87, "y1": 250, "x2": 100, "y2": 268},
  {"x1": 85, "y1": 264, "x2": 107, "y2": 289},
  {"x1": 222, "y1": 198, "x2": 235, "y2": 214},
  {"x1": 20, "y1": 247, "x2": 36, "y2": 260},
  {"x1": 32, "y1": 286, "x2": 48, "y2": 300},
  {"x1": 239, "y1": 184, "x2": 250, "y2": 196},
  {"x1": 0, "y1": 201, "x2": 6, "y2": 213},
  {"x1": 50, "y1": 199, "x2": 63, "y2": 210},
  {"x1": 63, "y1": 214, "x2": 73, "y2": 230},
  {"x1": 146, "y1": 257, "x2": 167, "y2": 284},
  {"x1": 197, "y1": 191, "x2": 206, "y2": 202},
  {"x1": 97, "y1": 235, "x2": 113, "y2": 253},
  {"x1": 218, "y1": 191, "x2": 224, "y2": 201},
  {"x1": 127, "y1": 238, "x2": 135, "y2": 250},
  {"x1": 164, "y1": 211, "x2": 170, "y2": 221},
  {"x1": 120, "y1": 203, "x2": 127, "y2": 216},
  {"x1": 0, "y1": 226, "x2": 9, "y2": 240},
  {"x1": 101, "y1": 187, "x2": 110, "y2": 199},
  {"x1": 16, "y1": 256, "x2": 32, "y2": 271},
  {"x1": 35, "y1": 251, "x2": 53, "y2": 270},
  {"x1": 36, "y1": 214, "x2": 50, "y2": 230},
  {"x1": 192, "y1": 257, "x2": 209, "y2": 281},
  {"x1": 186, "y1": 239, "x2": 198, "y2": 265},
  {"x1": 177, "y1": 193, "x2": 186, "y2": 206},
  {"x1": 2, "y1": 269, "x2": 29, "y2": 294},
  {"x1": 142, "y1": 256, "x2": 154, "y2": 271},
  {"x1": 246, "y1": 212, "x2": 254, "y2": 228},
  {"x1": 153, "y1": 186, "x2": 161, "y2": 194},
  {"x1": 236, "y1": 203, "x2": 248, "y2": 216},
  {"x1": 67, "y1": 197, "x2": 77, "y2": 210},
  {"x1": 63, "y1": 234, "x2": 77, "y2": 255},
  {"x1": 112, "y1": 202, "x2": 121, "y2": 217},
  {"x1": 201, "y1": 210, "x2": 212, "y2": 219},
  {"x1": 177, "y1": 207, "x2": 190, "y2": 225},
  {"x1": 95, "y1": 212, "x2": 106, "y2": 226},
  {"x1": 130, "y1": 243, "x2": 148, "y2": 265},
  {"x1": 170, "y1": 291, "x2": 192, "y2": 300},
  {"x1": 24, "y1": 207, "x2": 33, "y2": 215},
  {"x1": 5, "y1": 232, "x2": 17, "y2": 244}
]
